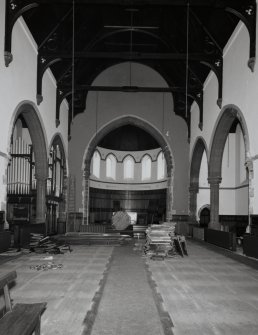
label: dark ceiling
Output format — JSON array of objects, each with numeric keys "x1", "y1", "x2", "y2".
[
  {"x1": 4, "y1": 0, "x2": 256, "y2": 139},
  {"x1": 98, "y1": 125, "x2": 160, "y2": 151}
]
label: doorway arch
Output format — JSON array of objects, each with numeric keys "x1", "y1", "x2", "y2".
[
  {"x1": 82, "y1": 116, "x2": 175, "y2": 224},
  {"x1": 9, "y1": 102, "x2": 48, "y2": 224},
  {"x1": 208, "y1": 105, "x2": 250, "y2": 229},
  {"x1": 189, "y1": 137, "x2": 208, "y2": 223}
]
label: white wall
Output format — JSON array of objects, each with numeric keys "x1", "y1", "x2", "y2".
[
  {"x1": 69, "y1": 62, "x2": 190, "y2": 214},
  {"x1": 190, "y1": 18, "x2": 258, "y2": 215},
  {"x1": 0, "y1": 2, "x2": 68, "y2": 212}
]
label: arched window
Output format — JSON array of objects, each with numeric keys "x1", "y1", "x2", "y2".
[
  {"x1": 142, "y1": 155, "x2": 151, "y2": 180},
  {"x1": 106, "y1": 154, "x2": 116, "y2": 179},
  {"x1": 124, "y1": 156, "x2": 134, "y2": 179},
  {"x1": 92, "y1": 151, "x2": 100, "y2": 178},
  {"x1": 157, "y1": 151, "x2": 165, "y2": 180}
]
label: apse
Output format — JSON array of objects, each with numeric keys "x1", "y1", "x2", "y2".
[{"x1": 89, "y1": 125, "x2": 167, "y2": 226}]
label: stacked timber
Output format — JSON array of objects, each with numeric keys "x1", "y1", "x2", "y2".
[
  {"x1": 144, "y1": 222, "x2": 176, "y2": 258},
  {"x1": 29, "y1": 235, "x2": 71, "y2": 254}
]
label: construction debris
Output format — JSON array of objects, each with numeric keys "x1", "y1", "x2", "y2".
[
  {"x1": 29, "y1": 262, "x2": 63, "y2": 271},
  {"x1": 144, "y1": 222, "x2": 188, "y2": 259},
  {"x1": 29, "y1": 233, "x2": 72, "y2": 254}
]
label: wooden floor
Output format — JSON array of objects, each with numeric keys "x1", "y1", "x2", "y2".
[
  {"x1": 148, "y1": 241, "x2": 258, "y2": 335},
  {"x1": 0, "y1": 240, "x2": 258, "y2": 335}
]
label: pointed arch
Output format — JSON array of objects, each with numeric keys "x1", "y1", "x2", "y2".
[
  {"x1": 106, "y1": 153, "x2": 116, "y2": 179},
  {"x1": 157, "y1": 151, "x2": 166, "y2": 180},
  {"x1": 189, "y1": 137, "x2": 208, "y2": 223},
  {"x1": 82, "y1": 115, "x2": 175, "y2": 224},
  {"x1": 190, "y1": 137, "x2": 208, "y2": 187},
  {"x1": 208, "y1": 105, "x2": 251, "y2": 229},
  {"x1": 123, "y1": 155, "x2": 134, "y2": 179},
  {"x1": 142, "y1": 154, "x2": 152, "y2": 180},
  {"x1": 92, "y1": 150, "x2": 101, "y2": 178},
  {"x1": 9, "y1": 101, "x2": 48, "y2": 224}
]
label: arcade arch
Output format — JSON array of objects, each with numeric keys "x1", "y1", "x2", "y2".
[
  {"x1": 208, "y1": 106, "x2": 250, "y2": 230},
  {"x1": 7, "y1": 103, "x2": 48, "y2": 227}
]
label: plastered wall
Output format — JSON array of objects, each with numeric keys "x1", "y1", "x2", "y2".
[
  {"x1": 0, "y1": 1, "x2": 68, "y2": 213},
  {"x1": 191, "y1": 20, "x2": 255, "y2": 216},
  {"x1": 69, "y1": 62, "x2": 190, "y2": 215}
]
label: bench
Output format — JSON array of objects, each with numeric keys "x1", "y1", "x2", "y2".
[{"x1": 0, "y1": 271, "x2": 47, "y2": 335}]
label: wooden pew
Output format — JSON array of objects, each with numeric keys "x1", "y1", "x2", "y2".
[{"x1": 0, "y1": 271, "x2": 47, "y2": 335}]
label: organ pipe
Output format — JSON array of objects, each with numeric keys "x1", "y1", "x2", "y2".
[{"x1": 7, "y1": 138, "x2": 35, "y2": 195}]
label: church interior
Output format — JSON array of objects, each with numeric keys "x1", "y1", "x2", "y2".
[{"x1": 1, "y1": 0, "x2": 258, "y2": 334}]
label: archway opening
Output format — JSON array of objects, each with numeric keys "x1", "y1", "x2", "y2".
[
  {"x1": 7, "y1": 103, "x2": 48, "y2": 245},
  {"x1": 82, "y1": 117, "x2": 174, "y2": 226},
  {"x1": 208, "y1": 107, "x2": 250, "y2": 234},
  {"x1": 189, "y1": 137, "x2": 208, "y2": 225},
  {"x1": 46, "y1": 135, "x2": 67, "y2": 235}
]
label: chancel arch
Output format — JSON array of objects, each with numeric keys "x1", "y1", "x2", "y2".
[
  {"x1": 189, "y1": 137, "x2": 208, "y2": 223},
  {"x1": 7, "y1": 102, "x2": 48, "y2": 228},
  {"x1": 82, "y1": 116, "x2": 174, "y2": 225},
  {"x1": 208, "y1": 105, "x2": 250, "y2": 230}
]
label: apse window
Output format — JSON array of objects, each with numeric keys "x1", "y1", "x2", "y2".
[
  {"x1": 92, "y1": 151, "x2": 100, "y2": 178},
  {"x1": 142, "y1": 155, "x2": 151, "y2": 180},
  {"x1": 106, "y1": 154, "x2": 116, "y2": 179},
  {"x1": 157, "y1": 151, "x2": 165, "y2": 180},
  {"x1": 124, "y1": 156, "x2": 134, "y2": 179}
]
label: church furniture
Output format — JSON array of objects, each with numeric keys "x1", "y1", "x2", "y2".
[
  {"x1": 0, "y1": 231, "x2": 11, "y2": 253},
  {"x1": 204, "y1": 229, "x2": 236, "y2": 251},
  {"x1": 0, "y1": 271, "x2": 47, "y2": 335},
  {"x1": 243, "y1": 234, "x2": 258, "y2": 259}
]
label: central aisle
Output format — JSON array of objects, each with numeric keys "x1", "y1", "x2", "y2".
[{"x1": 89, "y1": 245, "x2": 166, "y2": 335}]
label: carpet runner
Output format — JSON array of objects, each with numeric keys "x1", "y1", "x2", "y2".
[{"x1": 86, "y1": 245, "x2": 171, "y2": 335}]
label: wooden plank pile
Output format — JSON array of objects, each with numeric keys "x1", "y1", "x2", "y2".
[
  {"x1": 144, "y1": 222, "x2": 188, "y2": 259},
  {"x1": 144, "y1": 222, "x2": 176, "y2": 259},
  {"x1": 29, "y1": 234, "x2": 71, "y2": 254}
]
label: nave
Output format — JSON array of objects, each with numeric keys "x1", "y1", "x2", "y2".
[{"x1": 0, "y1": 240, "x2": 258, "y2": 335}]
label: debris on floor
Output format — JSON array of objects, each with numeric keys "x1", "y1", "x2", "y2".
[
  {"x1": 29, "y1": 261, "x2": 63, "y2": 271},
  {"x1": 29, "y1": 234, "x2": 72, "y2": 254},
  {"x1": 144, "y1": 222, "x2": 188, "y2": 259}
]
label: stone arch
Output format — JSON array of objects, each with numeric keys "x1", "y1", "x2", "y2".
[
  {"x1": 208, "y1": 105, "x2": 250, "y2": 229},
  {"x1": 82, "y1": 115, "x2": 175, "y2": 224},
  {"x1": 48, "y1": 133, "x2": 68, "y2": 232},
  {"x1": 189, "y1": 137, "x2": 208, "y2": 222},
  {"x1": 10, "y1": 101, "x2": 48, "y2": 224}
]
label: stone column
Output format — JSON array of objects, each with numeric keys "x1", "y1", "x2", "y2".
[
  {"x1": 82, "y1": 167, "x2": 90, "y2": 225},
  {"x1": 245, "y1": 159, "x2": 254, "y2": 233},
  {"x1": 166, "y1": 174, "x2": 174, "y2": 222},
  {"x1": 35, "y1": 175, "x2": 47, "y2": 224},
  {"x1": 189, "y1": 184, "x2": 199, "y2": 224},
  {"x1": 208, "y1": 176, "x2": 222, "y2": 230}
]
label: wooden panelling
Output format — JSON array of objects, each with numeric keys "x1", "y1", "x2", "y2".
[
  {"x1": 89, "y1": 188, "x2": 166, "y2": 224},
  {"x1": 204, "y1": 228, "x2": 236, "y2": 251}
]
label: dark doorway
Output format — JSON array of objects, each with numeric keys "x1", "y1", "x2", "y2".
[{"x1": 200, "y1": 207, "x2": 210, "y2": 228}]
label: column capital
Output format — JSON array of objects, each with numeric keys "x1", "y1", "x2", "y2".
[
  {"x1": 34, "y1": 174, "x2": 48, "y2": 182},
  {"x1": 208, "y1": 176, "x2": 222, "y2": 185}
]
